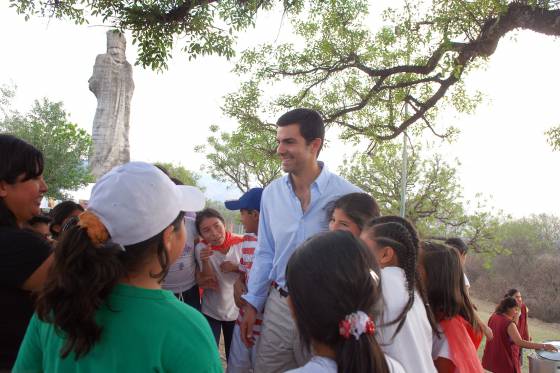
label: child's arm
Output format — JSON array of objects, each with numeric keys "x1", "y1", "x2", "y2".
[
  {"x1": 220, "y1": 260, "x2": 242, "y2": 273},
  {"x1": 434, "y1": 358, "x2": 455, "y2": 373},
  {"x1": 196, "y1": 244, "x2": 218, "y2": 289}
]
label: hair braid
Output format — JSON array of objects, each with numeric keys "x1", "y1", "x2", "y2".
[{"x1": 364, "y1": 216, "x2": 438, "y2": 336}]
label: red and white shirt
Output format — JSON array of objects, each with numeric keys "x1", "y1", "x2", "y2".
[{"x1": 236, "y1": 233, "x2": 263, "y2": 335}]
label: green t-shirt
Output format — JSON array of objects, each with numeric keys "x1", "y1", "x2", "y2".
[{"x1": 13, "y1": 284, "x2": 222, "y2": 372}]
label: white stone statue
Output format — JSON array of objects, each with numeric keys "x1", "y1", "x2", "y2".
[{"x1": 89, "y1": 30, "x2": 134, "y2": 179}]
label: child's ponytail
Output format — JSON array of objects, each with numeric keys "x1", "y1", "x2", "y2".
[
  {"x1": 335, "y1": 313, "x2": 389, "y2": 373},
  {"x1": 36, "y1": 218, "x2": 126, "y2": 358},
  {"x1": 35, "y1": 210, "x2": 183, "y2": 358}
]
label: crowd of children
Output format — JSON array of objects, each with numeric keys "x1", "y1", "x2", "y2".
[{"x1": 1, "y1": 106, "x2": 558, "y2": 373}]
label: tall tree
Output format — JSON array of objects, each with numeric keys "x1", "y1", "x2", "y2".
[
  {"x1": 9, "y1": 0, "x2": 305, "y2": 70},
  {"x1": 226, "y1": 0, "x2": 560, "y2": 143},
  {"x1": 195, "y1": 124, "x2": 281, "y2": 192},
  {"x1": 339, "y1": 141, "x2": 501, "y2": 253},
  {"x1": 1, "y1": 93, "x2": 93, "y2": 199}
]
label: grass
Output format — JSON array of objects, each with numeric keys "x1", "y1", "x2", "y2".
[{"x1": 473, "y1": 297, "x2": 560, "y2": 373}]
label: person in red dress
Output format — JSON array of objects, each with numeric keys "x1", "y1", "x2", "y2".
[
  {"x1": 482, "y1": 297, "x2": 556, "y2": 373},
  {"x1": 505, "y1": 289, "x2": 530, "y2": 364}
]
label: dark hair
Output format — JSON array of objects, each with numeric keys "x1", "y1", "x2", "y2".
[
  {"x1": 195, "y1": 208, "x2": 225, "y2": 235},
  {"x1": 277, "y1": 108, "x2": 325, "y2": 155},
  {"x1": 0, "y1": 135, "x2": 44, "y2": 227},
  {"x1": 362, "y1": 215, "x2": 438, "y2": 337},
  {"x1": 445, "y1": 237, "x2": 469, "y2": 255},
  {"x1": 28, "y1": 214, "x2": 52, "y2": 226},
  {"x1": 35, "y1": 211, "x2": 185, "y2": 359},
  {"x1": 496, "y1": 297, "x2": 518, "y2": 314},
  {"x1": 420, "y1": 241, "x2": 477, "y2": 329},
  {"x1": 286, "y1": 231, "x2": 389, "y2": 373},
  {"x1": 505, "y1": 288, "x2": 520, "y2": 298},
  {"x1": 329, "y1": 193, "x2": 380, "y2": 231},
  {"x1": 49, "y1": 201, "x2": 85, "y2": 238}
]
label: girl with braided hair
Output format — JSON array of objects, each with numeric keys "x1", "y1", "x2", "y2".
[
  {"x1": 360, "y1": 215, "x2": 438, "y2": 373},
  {"x1": 285, "y1": 230, "x2": 404, "y2": 373}
]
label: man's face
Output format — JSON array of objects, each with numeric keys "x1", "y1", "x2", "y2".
[{"x1": 276, "y1": 124, "x2": 320, "y2": 175}]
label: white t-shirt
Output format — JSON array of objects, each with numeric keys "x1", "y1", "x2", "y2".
[
  {"x1": 432, "y1": 327, "x2": 451, "y2": 361},
  {"x1": 463, "y1": 272, "x2": 470, "y2": 289},
  {"x1": 162, "y1": 214, "x2": 198, "y2": 293},
  {"x1": 195, "y1": 239, "x2": 243, "y2": 321},
  {"x1": 284, "y1": 355, "x2": 405, "y2": 373},
  {"x1": 376, "y1": 267, "x2": 437, "y2": 373}
]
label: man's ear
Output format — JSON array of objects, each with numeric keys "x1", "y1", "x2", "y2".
[{"x1": 309, "y1": 138, "x2": 322, "y2": 157}]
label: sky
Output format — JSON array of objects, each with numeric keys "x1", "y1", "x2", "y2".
[{"x1": 0, "y1": 1, "x2": 559, "y2": 218}]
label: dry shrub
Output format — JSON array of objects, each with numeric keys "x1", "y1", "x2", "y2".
[{"x1": 468, "y1": 253, "x2": 560, "y2": 323}]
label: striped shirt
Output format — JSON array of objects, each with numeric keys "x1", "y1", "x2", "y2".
[{"x1": 236, "y1": 234, "x2": 263, "y2": 335}]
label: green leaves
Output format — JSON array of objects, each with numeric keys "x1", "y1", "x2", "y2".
[
  {"x1": 545, "y1": 125, "x2": 560, "y2": 151},
  {"x1": 339, "y1": 141, "x2": 500, "y2": 253},
  {"x1": 0, "y1": 93, "x2": 93, "y2": 199},
  {"x1": 8, "y1": 0, "x2": 305, "y2": 71}
]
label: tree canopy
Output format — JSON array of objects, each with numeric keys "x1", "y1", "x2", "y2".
[
  {"x1": 226, "y1": 0, "x2": 560, "y2": 143},
  {"x1": 339, "y1": 141, "x2": 501, "y2": 253},
  {"x1": 9, "y1": 0, "x2": 304, "y2": 70}
]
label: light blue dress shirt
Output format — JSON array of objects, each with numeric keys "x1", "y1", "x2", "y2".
[{"x1": 243, "y1": 162, "x2": 361, "y2": 311}]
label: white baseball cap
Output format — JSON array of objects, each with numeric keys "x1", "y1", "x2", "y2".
[{"x1": 87, "y1": 162, "x2": 205, "y2": 246}]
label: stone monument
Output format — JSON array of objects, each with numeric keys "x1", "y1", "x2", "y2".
[{"x1": 89, "y1": 30, "x2": 134, "y2": 179}]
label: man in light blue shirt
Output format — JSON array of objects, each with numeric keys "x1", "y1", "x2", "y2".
[{"x1": 240, "y1": 108, "x2": 361, "y2": 372}]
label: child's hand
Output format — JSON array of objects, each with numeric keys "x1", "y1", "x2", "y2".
[
  {"x1": 220, "y1": 261, "x2": 238, "y2": 273},
  {"x1": 196, "y1": 272, "x2": 219, "y2": 290},
  {"x1": 200, "y1": 247, "x2": 213, "y2": 261}
]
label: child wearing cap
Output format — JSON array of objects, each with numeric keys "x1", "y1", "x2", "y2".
[
  {"x1": 13, "y1": 162, "x2": 222, "y2": 373},
  {"x1": 223, "y1": 188, "x2": 264, "y2": 373}
]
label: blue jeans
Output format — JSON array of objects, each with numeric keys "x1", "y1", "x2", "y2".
[{"x1": 204, "y1": 314, "x2": 235, "y2": 360}]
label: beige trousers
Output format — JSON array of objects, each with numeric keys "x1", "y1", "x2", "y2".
[{"x1": 254, "y1": 287, "x2": 311, "y2": 373}]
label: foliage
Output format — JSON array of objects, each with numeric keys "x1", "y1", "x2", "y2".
[
  {"x1": 9, "y1": 0, "x2": 305, "y2": 70},
  {"x1": 339, "y1": 140, "x2": 501, "y2": 253},
  {"x1": 226, "y1": 0, "x2": 560, "y2": 142},
  {"x1": 468, "y1": 214, "x2": 560, "y2": 322},
  {"x1": 195, "y1": 123, "x2": 281, "y2": 192},
  {"x1": 0, "y1": 90, "x2": 93, "y2": 199},
  {"x1": 154, "y1": 161, "x2": 201, "y2": 188},
  {"x1": 546, "y1": 124, "x2": 560, "y2": 151}
]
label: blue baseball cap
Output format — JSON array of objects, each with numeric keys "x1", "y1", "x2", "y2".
[{"x1": 224, "y1": 187, "x2": 263, "y2": 211}]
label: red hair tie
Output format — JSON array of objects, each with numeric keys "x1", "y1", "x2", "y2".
[{"x1": 339, "y1": 311, "x2": 375, "y2": 340}]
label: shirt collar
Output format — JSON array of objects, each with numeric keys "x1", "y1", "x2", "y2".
[{"x1": 284, "y1": 161, "x2": 330, "y2": 194}]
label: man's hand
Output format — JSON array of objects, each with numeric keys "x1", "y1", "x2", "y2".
[
  {"x1": 220, "y1": 261, "x2": 239, "y2": 273},
  {"x1": 233, "y1": 277, "x2": 248, "y2": 308},
  {"x1": 240, "y1": 303, "x2": 257, "y2": 348}
]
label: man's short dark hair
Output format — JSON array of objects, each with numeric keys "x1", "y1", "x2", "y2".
[{"x1": 277, "y1": 108, "x2": 325, "y2": 154}]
